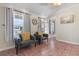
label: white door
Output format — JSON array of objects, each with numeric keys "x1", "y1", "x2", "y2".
[
  {"x1": 0, "y1": 15, "x2": 5, "y2": 46},
  {"x1": 0, "y1": 6, "x2": 6, "y2": 50}
]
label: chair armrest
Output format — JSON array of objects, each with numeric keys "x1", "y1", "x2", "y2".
[
  {"x1": 14, "y1": 38, "x2": 21, "y2": 48},
  {"x1": 30, "y1": 35, "x2": 36, "y2": 42}
]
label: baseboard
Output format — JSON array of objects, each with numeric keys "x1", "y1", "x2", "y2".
[
  {"x1": 57, "y1": 39, "x2": 79, "y2": 45},
  {"x1": 0, "y1": 45, "x2": 15, "y2": 52}
]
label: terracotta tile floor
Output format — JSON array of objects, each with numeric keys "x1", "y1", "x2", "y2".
[{"x1": 0, "y1": 37, "x2": 79, "y2": 56}]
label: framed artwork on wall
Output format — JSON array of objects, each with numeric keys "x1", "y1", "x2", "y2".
[{"x1": 60, "y1": 15, "x2": 74, "y2": 24}]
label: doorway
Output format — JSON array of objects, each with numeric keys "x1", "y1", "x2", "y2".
[
  {"x1": 41, "y1": 18, "x2": 49, "y2": 34},
  {"x1": 49, "y1": 20, "x2": 55, "y2": 35}
]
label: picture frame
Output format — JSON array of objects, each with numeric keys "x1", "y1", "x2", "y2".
[{"x1": 60, "y1": 15, "x2": 74, "y2": 24}]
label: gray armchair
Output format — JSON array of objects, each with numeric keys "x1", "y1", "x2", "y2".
[{"x1": 15, "y1": 33, "x2": 36, "y2": 55}]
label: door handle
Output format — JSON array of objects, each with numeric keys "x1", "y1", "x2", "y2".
[{"x1": 2, "y1": 24, "x2": 5, "y2": 27}]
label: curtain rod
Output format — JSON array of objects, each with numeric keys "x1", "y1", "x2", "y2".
[
  {"x1": 6, "y1": 7, "x2": 31, "y2": 15},
  {"x1": 14, "y1": 9, "x2": 30, "y2": 15}
]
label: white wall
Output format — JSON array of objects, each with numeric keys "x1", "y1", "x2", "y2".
[
  {"x1": 24, "y1": 14, "x2": 31, "y2": 33},
  {"x1": 54, "y1": 4, "x2": 79, "y2": 43}
]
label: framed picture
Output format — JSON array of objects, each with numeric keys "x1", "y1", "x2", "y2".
[{"x1": 60, "y1": 15, "x2": 74, "y2": 24}]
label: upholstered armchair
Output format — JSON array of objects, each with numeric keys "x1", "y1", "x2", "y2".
[
  {"x1": 34, "y1": 32, "x2": 43, "y2": 45},
  {"x1": 43, "y1": 33, "x2": 48, "y2": 42},
  {"x1": 38, "y1": 32, "x2": 48, "y2": 42},
  {"x1": 15, "y1": 32, "x2": 36, "y2": 55}
]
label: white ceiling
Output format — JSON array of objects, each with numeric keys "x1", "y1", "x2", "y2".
[{"x1": 0, "y1": 3, "x2": 78, "y2": 18}]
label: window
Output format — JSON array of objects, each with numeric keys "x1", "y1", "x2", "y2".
[{"x1": 13, "y1": 11, "x2": 24, "y2": 38}]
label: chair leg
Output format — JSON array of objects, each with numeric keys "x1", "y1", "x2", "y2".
[
  {"x1": 35, "y1": 42, "x2": 36, "y2": 47},
  {"x1": 16, "y1": 48, "x2": 18, "y2": 55},
  {"x1": 47, "y1": 38, "x2": 48, "y2": 43},
  {"x1": 16, "y1": 45, "x2": 19, "y2": 55}
]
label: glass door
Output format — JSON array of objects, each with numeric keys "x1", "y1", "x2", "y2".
[
  {"x1": 50, "y1": 20, "x2": 55, "y2": 34},
  {"x1": 45, "y1": 22, "x2": 49, "y2": 34},
  {"x1": 41, "y1": 18, "x2": 49, "y2": 34}
]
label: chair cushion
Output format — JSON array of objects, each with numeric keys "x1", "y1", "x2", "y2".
[
  {"x1": 21, "y1": 40, "x2": 33, "y2": 47},
  {"x1": 22, "y1": 32, "x2": 30, "y2": 41},
  {"x1": 21, "y1": 40, "x2": 33, "y2": 44}
]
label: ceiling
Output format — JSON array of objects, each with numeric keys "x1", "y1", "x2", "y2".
[{"x1": 0, "y1": 3, "x2": 78, "y2": 18}]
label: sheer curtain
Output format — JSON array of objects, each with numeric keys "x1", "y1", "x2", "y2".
[{"x1": 5, "y1": 8, "x2": 14, "y2": 46}]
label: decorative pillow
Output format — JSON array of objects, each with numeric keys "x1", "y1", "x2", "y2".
[
  {"x1": 22, "y1": 32, "x2": 30, "y2": 41},
  {"x1": 38, "y1": 32, "x2": 43, "y2": 36}
]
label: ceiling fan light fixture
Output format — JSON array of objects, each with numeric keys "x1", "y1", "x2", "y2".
[
  {"x1": 52, "y1": 0, "x2": 61, "y2": 7},
  {"x1": 53, "y1": 3, "x2": 61, "y2": 6}
]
